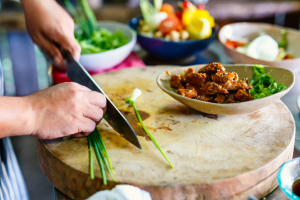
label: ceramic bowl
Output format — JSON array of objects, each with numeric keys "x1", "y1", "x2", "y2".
[
  {"x1": 218, "y1": 22, "x2": 300, "y2": 74},
  {"x1": 128, "y1": 17, "x2": 218, "y2": 59},
  {"x1": 79, "y1": 21, "x2": 136, "y2": 72},
  {"x1": 278, "y1": 158, "x2": 300, "y2": 200},
  {"x1": 156, "y1": 64, "x2": 294, "y2": 115}
]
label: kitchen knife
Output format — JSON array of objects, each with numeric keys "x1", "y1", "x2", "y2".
[{"x1": 64, "y1": 52, "x2": 142, "y2": 149}]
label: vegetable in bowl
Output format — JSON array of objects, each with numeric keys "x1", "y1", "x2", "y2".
[
  {"x1": 76, "y1": 28, "x2": 129, "y2": 54},
  {"x1": 65, "y1": 0, "x2": 129, "y2": 54},
  {"x1": 250, "y1": 65, "x2": 286, "y2": 99},
  {"x1": 224, "y1": 29, "x2": 293, "y2": 61},
  {"x1": 138, "y1": 0, "x2": 215, "y2": 42}
]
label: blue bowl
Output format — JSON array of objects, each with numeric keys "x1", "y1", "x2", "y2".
[
  {"x1": 278, "y1": 158, "x2": 300, "y2": 200},
  {"x1": 128, "y1": 17, "x2": 218, "y2": 59}
]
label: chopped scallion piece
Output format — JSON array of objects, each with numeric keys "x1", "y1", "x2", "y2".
[{"x1": 125, "y1": 88, "x2": 175, "y2": 170}]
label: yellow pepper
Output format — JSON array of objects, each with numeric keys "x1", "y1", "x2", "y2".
[
  {"x1": 182, "y1": 9, "x2": 215, "y2": 28},
  {"x1": 188, "y1": 18, "x2": 212, "y2": 39}
]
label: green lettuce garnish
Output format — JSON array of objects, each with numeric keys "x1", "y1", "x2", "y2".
[
  {"x1": 65, "y1": 0, "x2": 129, "y2": 54},
  {"x1": 77, "y1": 29, "x2": 129, "y2": 54},
  {"x1": 249, "y1": 65, "x2": 286, "y2": 99}
]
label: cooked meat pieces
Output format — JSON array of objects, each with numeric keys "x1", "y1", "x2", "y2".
[
  {"x1": 177, "y1": 89, "x2": 197, "y2": 98},
  {"x1": 170, "y1": 62, "x2": 254, "y2": 104},
  {"x1": 233, "y1": 72, "x2": 238, "y2": 81},
  {"x1": 170, "y1": 75, "x2": 187, "y2": 89},
  {"x1": 186, "y1": 73, "x2": 207, "y2": 85},
  {"x1": 212, "y1": 72, "x2": 237, "y2": 83},
  {"x1": 185, "y1": 67, "x2": 194, "y2": 76},
  {"x1": 197, "y1": 94, "x2": 214, "y2": 102},
  {"x1": 224, "y1": 94, "x2": 236, "y2": 103},
  {"x1": 234, "y1": 89, "x2": 253, "y2": 102},
  {"x1": 186, "y1": 83, "x2": 197, "y2": 90},
  {"x1": 198, "y1": 62, "x2": 225, "y2": 75},
  {"x1": 170, "y1": 75, "x2": 182, "y2": 89},
  {"x1": 200, "y1": 82, "x2": 229, "y2": 95},
  {"x1": 214, "y1": 94, "x2": 226, "y2": 103},
  {"x1": 221, "y1": 80, "x2": 251, "y2": 91}
]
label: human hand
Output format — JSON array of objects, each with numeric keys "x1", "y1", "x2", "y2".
[
  {"x1": 24, "y1": 82, "x2": 106, "y2": 139},
  {"x1": 21, "y1": 0, "x2": 81, "y2": 66}
]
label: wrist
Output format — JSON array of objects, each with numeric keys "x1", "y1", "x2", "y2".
[{"x1": 21, "y1": 96, "x2": 38, "y2": 136}]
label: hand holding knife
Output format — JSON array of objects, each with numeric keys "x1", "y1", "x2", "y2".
[{"x1": 58, "y1": 50, "x2": 141, "y2": 149}]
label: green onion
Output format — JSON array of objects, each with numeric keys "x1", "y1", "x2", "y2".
[
  {"x1": 64, "y1": 0, "x2": 97, "y2": 38},
  {"x1": 88, "y1": 128, "x2": 117, "y2": 184},
  {"x1": 94, "y1": 128, "x2": 115, "y2": 174},
  {"x1": 87, "y1": 136, "x2": 94, "y2": 180},
  {"x1": 92, "y1": 137, "x2": 107, "y2": 185},
  {"x1": 90, "y1": 132, "x2": 117, "y2": 182},
  {"x1": 125, "y1": 89, "x2": 175, "y2": 170}
]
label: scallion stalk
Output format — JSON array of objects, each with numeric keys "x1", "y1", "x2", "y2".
[
  {"x1": 125, "y1": 88, "x2": 175, "y2": 170},
  {"x1": 94, "y1": 128, "x2": 115, "y2": 174},
  {"x1": 87, "y1": 136, "x2": 94, "y2": 180},
  {"x1": 90, "y1": 133, "x2": 117, "y2": 182},
  {"x1": 88, "y1": 128, "x2": 117, "y2": 185},
  {"x1": 91, "y1": 136, "x2": 107, "y2": 185}
]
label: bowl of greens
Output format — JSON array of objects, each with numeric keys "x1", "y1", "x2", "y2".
[
  {"x1": 65, "y1": 0, "x2": 136, "y2": 71},
  {"x1": 77, "y1": 21, "x2": 136, "y2": 71}
]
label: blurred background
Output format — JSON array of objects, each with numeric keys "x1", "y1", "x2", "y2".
[{"x1": 1, "y1": 0, "x2": 300, "y2": 199}]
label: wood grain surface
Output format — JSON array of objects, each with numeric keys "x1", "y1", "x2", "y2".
[{"x1": 37, "y1": 67, "x2": 295, "y2": 200}]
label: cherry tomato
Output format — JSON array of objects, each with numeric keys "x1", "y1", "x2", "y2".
[
  {"x1": 182, "y1": 1, "x2": 193, "y2": 9},
  {"x1": 158, "y1": 16, "x2": 180, "y2": 35}
]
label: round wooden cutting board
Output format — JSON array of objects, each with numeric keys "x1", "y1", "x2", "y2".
[{"x1": 37, "y1": 67, "x2": 295, "y2": 200}]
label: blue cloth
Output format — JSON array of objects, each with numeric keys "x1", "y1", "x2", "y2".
[{"x1": 0, "y1": 59, "x2": 30, "y2": 200}]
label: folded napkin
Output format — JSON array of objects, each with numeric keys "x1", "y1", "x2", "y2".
[{"x1": 87, "y1": 185, "x2": 151, "y2": 200}]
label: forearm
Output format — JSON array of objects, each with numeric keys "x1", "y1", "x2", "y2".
[{"x1": 0, "y1": 96, "x2": 34, "y2": 138}]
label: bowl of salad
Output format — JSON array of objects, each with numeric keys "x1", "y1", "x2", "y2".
[
  {"x1": 218, "y1": 22, "x2": 300, "y2": 74},
  {"x1": 128, "y1": 0, "x2": 218, "y2": 59},
  {"x1": 65, "y1": 1, "x2": 136, "y2": 72},
  {"x1": 77, "y1": 21, "x2": 136, "y2": 71}
]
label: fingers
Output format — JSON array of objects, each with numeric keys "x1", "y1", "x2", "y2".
[
  {"x1": 78, "y1": 118, "x2": 96, "y2": 134},
  {"x1": 72, "y1": 132, "x2": 89, "y2": 138},
  {"x1": 36, "y1": 34, "x2": 64, "y2": 66},
  {"x1": 51, "y1": 28, "x2": 81, "y2": 61},
  {"x1": 83, "y1": 104, "x2": 104, "y2": 123},
  {"x1": 86, "y1": 91, "x2": 107, "y2": 108},
  {"x1": 73, "y1": 41, "x2": 81, "y2": 61}
]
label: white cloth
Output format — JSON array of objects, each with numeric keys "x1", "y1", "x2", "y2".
[{"x1": 87, "y1": 185, "x2": 151, "y2": 200}]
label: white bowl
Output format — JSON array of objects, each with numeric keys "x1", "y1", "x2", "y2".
[
  {"x1": 218, "y1": 22, "x2": 300, "y2": 75},
  {"x1": 157, "y1": 65, "x2": 294, "y2": 115},
  {"x1": 79, "y1": 21, "x2": 137, "y2": 72}
]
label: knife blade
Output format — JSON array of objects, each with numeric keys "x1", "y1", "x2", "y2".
[{"x1": 64, "y1": 53, "x2": 142, "y2": 149}]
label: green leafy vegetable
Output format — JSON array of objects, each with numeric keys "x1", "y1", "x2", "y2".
[
  {"x1": 65, "y1": 0, "x2": 129, "y2": 54},
  {"x1": 125, "y1": 89, "x2": 175, "y2": 170},
  {"x1": 249, "y1": 65, "x2": 286, "y2": 99}
]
